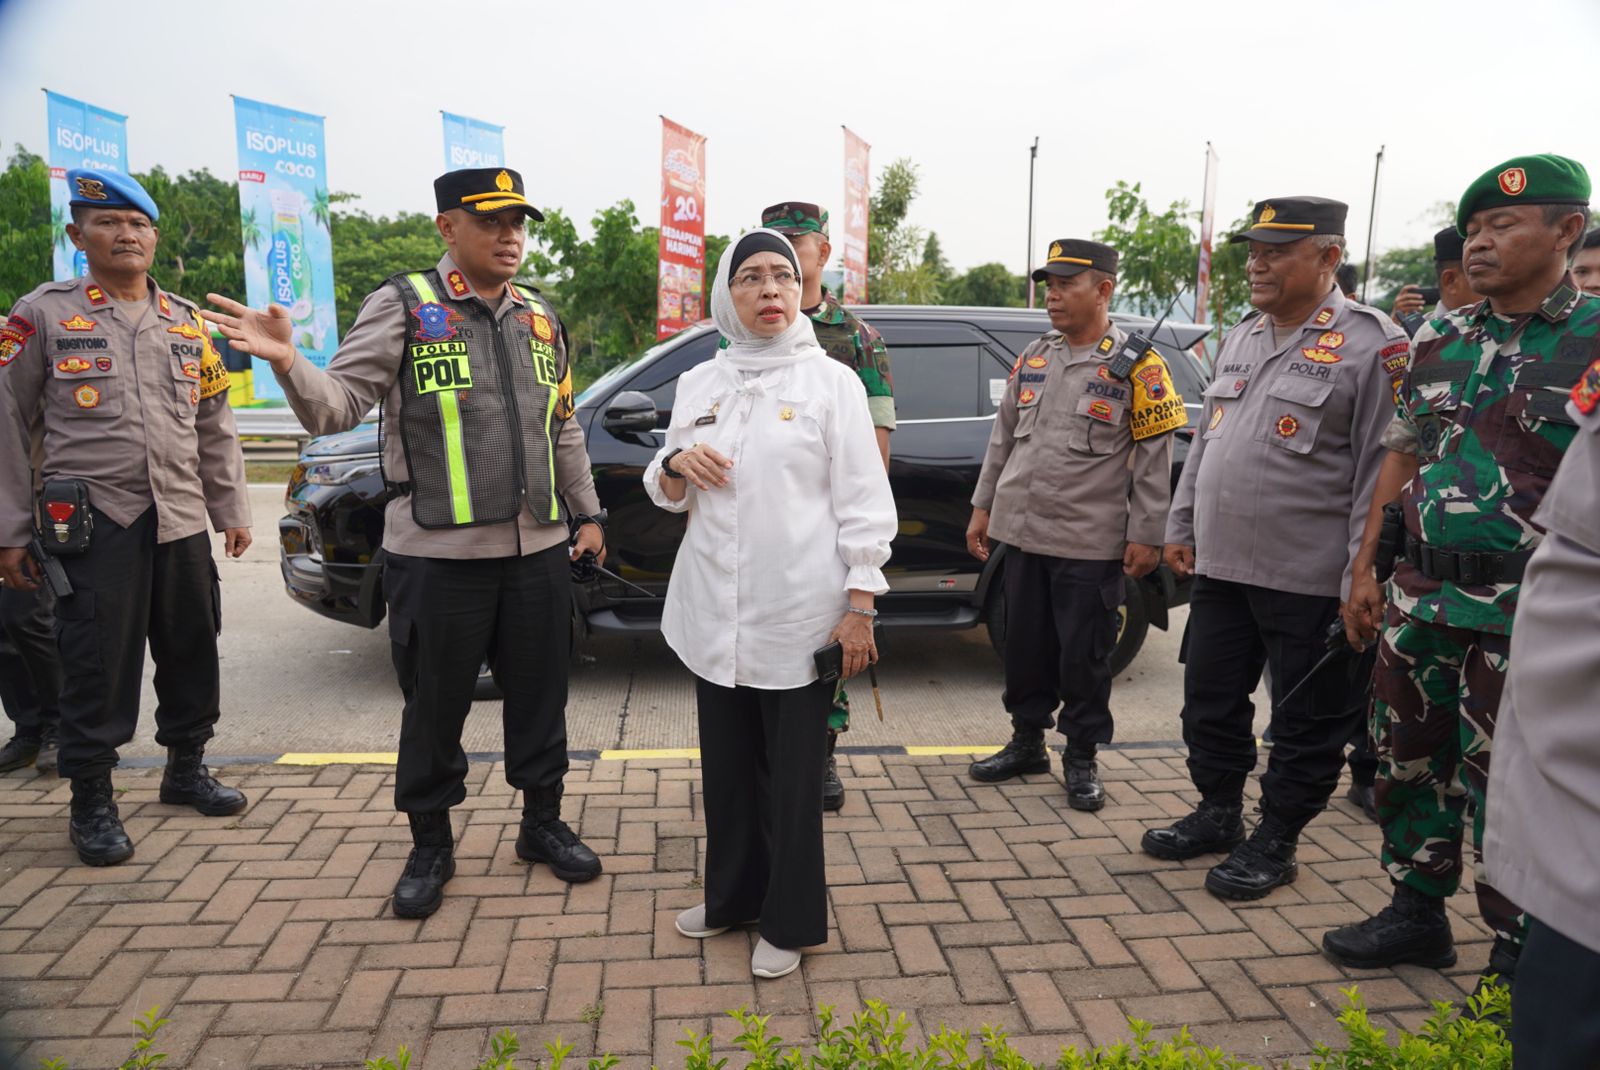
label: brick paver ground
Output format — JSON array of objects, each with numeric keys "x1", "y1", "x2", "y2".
[{"x1": 0, "y1": 750, "x2": 1495, "y2": 1069}]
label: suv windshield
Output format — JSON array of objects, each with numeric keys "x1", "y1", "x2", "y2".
[{"x1": 575, "y1": 333, "x2": 693, "y2": 408}]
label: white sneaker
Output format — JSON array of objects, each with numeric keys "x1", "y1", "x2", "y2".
[
  {"x1": 675, "y1": 904, "x2": 730, "y2": 939},
  {"x1": 751, "y1": 937, "x2": 801, "y2": 979}
]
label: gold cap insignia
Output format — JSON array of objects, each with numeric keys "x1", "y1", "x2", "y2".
[
  {"x1": 494, "y1": 170, "x2": 514, "y2": 192},
  {"x1": 1259, "y1": 204, "x2": 1276, "y2": 224},
  {"x1": 1048, "y1": 241, "x2": 1063, "y2": 259},
  {"x1": 75, "y1": 176, "x2": 108, "y2": 201}
]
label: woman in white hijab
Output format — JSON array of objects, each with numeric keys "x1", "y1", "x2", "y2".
[{"x1": 644, "y1": 229, "x2": 896, "y2": 979}]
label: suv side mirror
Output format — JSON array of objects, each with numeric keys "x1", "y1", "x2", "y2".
[{"x1": 601, "y1": 390, "x2": 659, "y2": 434}]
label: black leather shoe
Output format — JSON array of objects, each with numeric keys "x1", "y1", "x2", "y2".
[
  {"x1": 1205, "y1": 815, "x2": 1298, "y2": 900},
  {"x1": 822, "y1": 731, "x2": 845, "y2": 812},
  {"x1": 159, "y1": 747, "x2": 247, "y2": 816},
  {"x1": 1346, "y1": 781, "x2": 1378, "y2": 822},
  {"x1": 517, "y1": 789, "x2": 602, "y2": 883},
  {"x1": 1063, "y1": 752, "x2": 1105, "y2": 812},
  {"x1": 69, "y1": 775, "x2": 134, "y2": 866},
  {"x1": 969, "y1": 728, "x2": 1051, "y2": 783},
  {"x1": 393, "y1": 811, "x2": 454, "y2": 919},
  {"x1": 0, "y1": 732, "x2": 40, "y2": 773},
  {"x1": 1322, "y1": 882, "x2": 1456, "y2": 969},
  {"x1": 34, "y1": 726, "x2": 59, "y2": 777},
  {"x1": 1141, "y1": 800, "x2": 1245, "y2": 860}
]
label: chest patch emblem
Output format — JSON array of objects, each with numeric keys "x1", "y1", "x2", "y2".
[
  {"x1": 411, "y1": 302, "x2": 463, "y2": 342},
  {"x1": 1316, "y1": 331, "x2": 1345, "y2": 349},
  {"x1": 1026, "y1": 356, "x2": 1048, "y2": 369},
  {"x1": 60, "y1": 315, "x2": 97, "y2": 332},
  {"x1": 1096, "y1": 365, "x2": 1112, "y2": 380},
  {"x1": 56, "y1": 358, "x2": 93, "y2": 374},
  {"x1": 1275, "y1": 414, "x2": 1300, "y2": 439},
  {"x1": 1086, "y1": 399, "x2": 1114, "y2": 422},
  {"x1": 73, "y1": 384, "x2": 101, "y2": 409},
  {"x1": 411, "y1": 340, "x2": 473, "y2": 395},
  {"x1": 1209, "y1": 407, "x2": 1225, "y2": 432},
  {"x1": 167, "y1": 322, "x2": 203, "y2": 340},
  {"x1": 182, "y1": 361, "x2": 201, "y2": 380},
  {"x1": 96, "y1": 357, "x2": 113, "y2": 372},
  {"x1": 531, "y1": 313, "x2": 554, "y2": 342},
  {"x1": 1300, "y1": 346, "x2": 1342, "y2": 364},
  {"x1": 1018, "y1": 388, "x2": 1038, "y2": 406}
]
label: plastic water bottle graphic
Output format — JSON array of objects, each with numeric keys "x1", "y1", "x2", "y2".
[{"x1": 269, "y1": 190, "x2": 314, "y2": 336}]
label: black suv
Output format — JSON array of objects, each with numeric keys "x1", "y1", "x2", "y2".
[{"x1": 278, "y1": 306, "x2": 1212, "y2": 673}]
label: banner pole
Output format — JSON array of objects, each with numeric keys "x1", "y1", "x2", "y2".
[
  {"x1": 1362, "y1": 145, "x2": 1385, "y2": 304},
  {"x1": 1026, "y1": 137, "x2": 1039, "y2": 309}
]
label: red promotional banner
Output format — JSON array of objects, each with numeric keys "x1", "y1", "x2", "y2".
[
  {"x1": 842, "y1": 128, "x2": 870, "y2": 305},
  {"x1": 657, "y1": 117, "x2": 707, "y2": 339}
]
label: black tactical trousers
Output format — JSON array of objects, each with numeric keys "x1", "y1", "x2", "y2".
[
  {"x1": 1002, "y1": 551, "x2": 1122, "y2": 750},
  {"x1": 1513, "y1": 917, "x2": 1600, "y2": 1067},
  {"x1": 695, "y1": 675, "x2": 831, "y2": 950},
  {"x1": 0, "y1": 585, "x2": 61, "y2": 735},
  {"x1": 384, "y1": 545, "x2": 572, "y2": 814},
  {"x1": 55, "y1": 507, "x2": 222, "y2": 780},
  {"x1": 1344, "y1": 646, "x2": 1379, "y2": 786},
  {"x1": 1181, "y1": 575, "x2": 1359, "y2": 833}
]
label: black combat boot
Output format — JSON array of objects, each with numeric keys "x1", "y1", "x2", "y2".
[
  {"x1": 0, "y1": 731, "x2": 40, "y2": 773},
  {"x1": 1467, "y1": 935, "x2": 1520, "y2": 1023},
  {"x1": 34, "y1": 725, "x2": 59, "y2": 776},
  {"x1": 1062, "y1": 747, "x2": 1105, "y2": 812},
  {"x1": 1321, "y1": 882, "x2": 1456, "y2": 969},
  {"x1": 1205, "y1": 812, "x2": 1299, "y2": 900},
  {"x1": 968, "y1": 727, "x2": 1052, "y2": 783},
  {"x1": 159, "y1": 746, "x2": 247, "y2": 816},
  {"x1": 1140, "y1": 799, "x2": 1245, "y2": 860},
  {"x1": 1345, "y1": 781, "x2": 1378, "y2": 822},
  {"x1": 516, "y1": 787, "x2": 602, "y2": 883},
  {"x1": 822, "y1": 730, "x2": 845, "y2": 812},
  {"x1": 69, "y1": 774, "x2": 134, "y2": 866},
  {"x1": 393, "y1": 811, "x2": 455, "y2": 919}
]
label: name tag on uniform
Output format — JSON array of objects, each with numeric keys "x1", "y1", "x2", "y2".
[{"x1": 694, "y1": 414, "x2": 716, "y2": 426}]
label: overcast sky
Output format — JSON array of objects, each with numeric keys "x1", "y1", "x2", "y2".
[{"x1": 3, "y1": 0, "x2": 1597, "y2": 284}]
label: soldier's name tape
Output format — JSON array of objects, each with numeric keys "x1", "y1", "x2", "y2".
[{"x1": 97, "y1": 739, "x2": 1216, "y2": 769}]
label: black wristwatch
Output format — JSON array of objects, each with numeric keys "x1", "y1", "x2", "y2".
[{"x1": 661, "y1": 448, "x2": 687, "y2": 479}]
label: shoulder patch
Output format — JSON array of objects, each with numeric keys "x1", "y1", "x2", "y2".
[
  {"x1": 0, "y1": 314, "x2": 37, "y2": 367},
  {"x1": 1573, "y1": 357, "x2": 1600, "y2": 415},
  {"x1": 1129, "y1": 355, "x2": 1186, "y2": 441}
]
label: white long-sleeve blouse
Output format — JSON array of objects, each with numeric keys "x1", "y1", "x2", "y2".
[{"x1": 643, "y1": 350, "x2": 897, "y2": 689}]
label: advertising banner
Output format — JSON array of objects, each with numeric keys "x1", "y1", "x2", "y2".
[
  {"x1": 842, "y1": 128, "x2": 871, "y2": 305},
  {"x1": 1194, "y1": 142, "x2": 1219, "y2": 325},
  {"x1": 45, "y1": 91, "x2": 128, "y2": 282},
  {"x1": 442, "y1": 112, "x2": 504, "y2": 171},
  {"x1": 232, "y1": 96, "x2": 339, "y2": 401},
  {"x1": 657, "y1": 116, "x2": 706, "y2": 339}
]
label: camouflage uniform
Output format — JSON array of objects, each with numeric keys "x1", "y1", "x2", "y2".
[
  {"x1": 1375, "y1": 277, "x2": 1600, "y2": 942},
  {"x1": 808, "y1": 287, "x2": 895, "y2": 433}
]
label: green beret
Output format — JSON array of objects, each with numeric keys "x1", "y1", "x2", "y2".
[{"x1": 1455, "y1": 154, "x2": 1590, "y2": 236}]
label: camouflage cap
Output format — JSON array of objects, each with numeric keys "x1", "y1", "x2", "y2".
[
  {"x1": 761, "y1": 202, "x2": 829, "y2": 238},
  {"x1": 1455, "y1": 154, "x2": 1590, "y2": 236}
]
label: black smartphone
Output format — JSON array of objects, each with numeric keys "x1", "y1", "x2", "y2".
[
  {"x1": 813, "y1": 641, "x2": 844, "y2": 683},
  {"x1": 1417, "y1": 286, "x2": 1440, "y2": 305}
]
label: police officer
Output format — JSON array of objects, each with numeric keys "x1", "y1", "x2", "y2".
[
  {"x1": 0, "y1": 171, "x2": 252, "y2": 865},
  {"x1": 1146, "y1": 197, "x2": 1405, "y2": 899},
  {"x1": 1390, "y1": 227, "x2": 1484, "y2": 336},
  {"x1": 1572, "y1": 226, "x2": 1600, "y2": 296},
  {"x1": 966, "y1": 240, "x2": 1182, "y2": 810},
  {"x1": 205, "y1": 168, "x2": 605, "y2": 919},
  {"x1": 0, "y1": 586, "x2": 62, "y2": 774},
  {"x1": 1484, "y1": 351, "x2": 1600, "y2": 1062},
  {"x1": 1327, "y1": 155, "x2": 1596, "y2": 1001},
  {"x1": 760, "y1": 201, "x2": 895, "y2": 812}
]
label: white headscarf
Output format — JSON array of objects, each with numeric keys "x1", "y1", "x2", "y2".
[{"x1": 711, "y1": 227, "x2": 825, "y2": 373}]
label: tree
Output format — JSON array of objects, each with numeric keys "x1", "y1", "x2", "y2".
[
  {"x1": 135, "y1": 166, "x2": 246, "y2": 305},
  {"x1": 1094, "y1": 181, "x2": 1196, "y2": 316},
  {"x1": 0, "y1": 146, "x2": 51, "y2": 311},
  {"x1": 1205, "y1": 210, "x2": 1254, "y2": 331},
  {"x1": 943, "y1": 262, "x2": 1025, "y2": 307},
  {"x1": 327, "y1": 197, "x2": 444, "y2": 337},
  {"x1": 862, "y1": 158, "x2": 949, "y2": 304}
]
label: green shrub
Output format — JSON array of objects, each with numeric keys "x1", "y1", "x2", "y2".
[{"x1": 38, "y1": 986, "x2": 1512, "y2": 1070}]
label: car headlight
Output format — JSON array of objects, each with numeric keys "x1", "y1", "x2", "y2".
[{"x1": 302, "y1": 458, "x2": 382, "y2": 486}]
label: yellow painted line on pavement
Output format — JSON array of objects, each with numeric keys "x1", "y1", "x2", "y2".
[
  {"x1": 905, "y1": 746, "x2": 1000, "y2": 756},
  {"x1": 599, "y1": 748, "x2": 701, "y2": 761},
  {"x1": 277, "y1": 752, "x2": 399, "y2": 766}
]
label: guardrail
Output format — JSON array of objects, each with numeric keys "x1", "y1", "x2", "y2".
[{"x1": 234, "y1": 407, "x2": 378, "y2": 442}]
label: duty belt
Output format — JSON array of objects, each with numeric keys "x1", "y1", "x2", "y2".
[{"x1": 1403, "y1": 534, "x2": 1532, "y2": 585}]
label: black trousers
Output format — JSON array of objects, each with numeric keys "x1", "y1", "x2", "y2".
[
  {"x1": 695, "y1": 674, "x2": 831, "y2": 950},
  {"x1": 54, "y1": 507, "x2": 221, "y2": 780},
  {"x1": 0, "y1": 585, "x2": 60, "y2": 735},
  {"x1": 1344, "y1": 646, "x2": 1378, "y2": 786},
  {"x1": 1513, "y1": 917, "x2": 1600, "y2": 1067},
  {"x1": 1002, "y1": 551, "x2": 1122, "y2": 750},
  {"x1": 1181, "y1": 575, "x2": 1359, "y2": 832},
  {"x1": 384, "y1": 545, "x2": 572, "y2": 814}
]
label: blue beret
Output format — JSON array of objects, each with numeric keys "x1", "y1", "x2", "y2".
[{"x1": 66, "y1": 169, "x2": 159, "y2": 222}]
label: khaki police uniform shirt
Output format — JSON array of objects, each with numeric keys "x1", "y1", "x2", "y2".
[
  {"x1": 275, "y1": 254, "x2": 600, "y2": 560},
  {"x1": 972, "y1": 325, "x2": 1175, "y2": 560},
  {"x1": 1166, "y1": 287, "x2": 1405, "y2": 599},
  {"x1": 1484, "y1": 393, "x2": 1600, "y2": 953},
  {"x1": 0, "y1": 275, "x2": 250, "y2": 547}
]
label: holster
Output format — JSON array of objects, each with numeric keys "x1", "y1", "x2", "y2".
[{"x1": 37, "y1": 480, "x2": 93, "y2": 556}]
